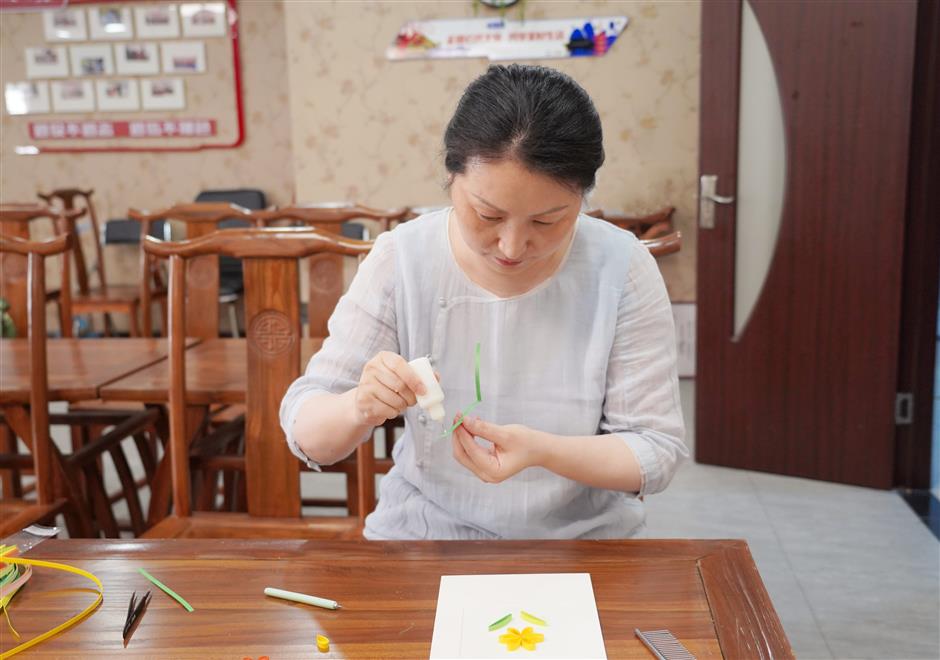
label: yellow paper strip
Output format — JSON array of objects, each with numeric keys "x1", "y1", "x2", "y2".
[{"x1": 0, "y1": 550, "x2": 103, "y2": 659}]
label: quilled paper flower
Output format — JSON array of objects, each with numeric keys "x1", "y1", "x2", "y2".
[{"x1": 498, "y1": 626, "x2": 545, "y2": 652}]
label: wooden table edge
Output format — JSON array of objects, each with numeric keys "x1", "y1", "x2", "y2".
[{"x1": 698, "y1": 542, "x2": 796, "y2": 659}]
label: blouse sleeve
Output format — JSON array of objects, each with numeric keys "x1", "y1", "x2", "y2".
[
  {"x1": 600, "y1": 240, "x2": 689, "y2": 497},
  {"x1": 278, "y1": 231, "x2": 399, "y2": 469}
]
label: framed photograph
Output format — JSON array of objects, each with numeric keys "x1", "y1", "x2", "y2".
[
  {"x1": 96, "y1": 79, "x2": 140, "y2": 111},
  {"x1": 69, "y1": 44, "x2": 115, "y2": 76},
  {"x1": 51, "y1": 80, "x2": 95, "y2": 113},
  {"x1": 25, "y1": 46, "x2": 70, "y2": 79},
  {"x1": 88, "y1": 6, "x2": 134, "y2": 40},
  {"x1": 141, "y1": 78, "x2": 185, "y2": 110},
  {"x1": 161, "y1": 41, "x2": 206, "y2": 74},
  {"x1": 135, "y1": 4, "x2": 180, "y2": 39},
  {"x1": 180, "y1": 3, "x2": 227, "y2": 37},
  {"x1": 43, "y1": 8, "x2": 88, "y2": 42},
  {"x1": 115, "y1": 42, "x2": 160, "y2": 75},
  {"x1": 4, "y1": 82, "x2": 50, "y2": 115}
]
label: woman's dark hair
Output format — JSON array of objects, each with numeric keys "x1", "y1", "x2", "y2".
[{"x1": 444, "y1": 64, "x2": 604, "y2": 193}]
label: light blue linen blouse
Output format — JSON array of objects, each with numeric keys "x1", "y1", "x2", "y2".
[{"x1": 280, "y1": 208, "x2": 687, "y2": 539}]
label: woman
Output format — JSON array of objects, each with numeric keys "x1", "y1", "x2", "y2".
[{"x1": 280, "y1": 64, "x2": 687, "y2": 540}]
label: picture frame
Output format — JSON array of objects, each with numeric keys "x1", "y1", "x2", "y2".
[
  {"x1": 115, "y1": 42, "x2": 160, "y2": 75},
  {"x1": 43, "y1": 8, "x2": 88, "y2": 42},
  {"x1": 51, "y1": 79, "x2": 95, "y2": 113},
  {"x1": 4, "y1": 81, "x2": 50, "y2": 115},
  {"x1": 25, "y1": 46, "x2": 70, "y2": 79},
  {"x1": 141, "y1": 77, "x2": 185, "y2": 109},
  {"x1": 96, "y1": 79, "x2": 140, "y2": 111},
  {"x1": 135, "y1": 4, "x2": 181, "y2": 39},
  {"x1": 161, "y1": 41, "x2": 206, "y2": 74},
  {"x1": 69, "y1": 44, "x2": 115, "y2": 77},
  {"x1": 180, "y1": 3, "x2": 227, "y2": 38},
  {"x1": 88, "y1": 6, "x2": 134, "y2": 40}
]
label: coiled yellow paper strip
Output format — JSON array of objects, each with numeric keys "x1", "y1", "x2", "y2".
[{"x1": 0, "y1": 546, "x2": 103, "y2": 659}]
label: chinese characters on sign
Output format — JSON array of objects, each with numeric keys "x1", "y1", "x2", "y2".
[
  {"x1": 387, "y1": 16, "x2": 628, "y2": 61},
  {"x1": 28, "y1": 118, "x2": 216, "y2": 139}
]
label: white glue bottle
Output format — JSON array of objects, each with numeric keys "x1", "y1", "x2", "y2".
[{"x1": 408, "y1": 356, "x2": 445, "y2": 422}]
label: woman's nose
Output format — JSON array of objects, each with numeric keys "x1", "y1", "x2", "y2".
[{"x1": 498, "y1": 229, "x2": 527, "y2": 260}]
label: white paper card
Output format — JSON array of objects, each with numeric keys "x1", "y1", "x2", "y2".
[{"x1": 430, "y1": 573, "x2": 607, "y2": 659}]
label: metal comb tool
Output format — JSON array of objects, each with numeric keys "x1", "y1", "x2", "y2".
[{"x1": 635, "y1": 628, "x2": 696, "y2": 660}]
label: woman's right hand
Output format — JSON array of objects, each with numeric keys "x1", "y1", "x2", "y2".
[{"x1": 355, "y1": 351, "x2": 427, "y2": 426}]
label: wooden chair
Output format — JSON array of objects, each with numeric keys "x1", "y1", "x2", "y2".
[
  {"x1": 0, "y1": 234, "x2": 160, "y2": 538},
  {"x1": 0, "y1": 203, "x2": 81, "y2": 337},
  {"x1": 0, "y1": 234, "x2": 72, "y2": 536},
  {"x1": 251, "y1": 206, "x2": 404, "y2": 513},
  {"x1": 141, "y1": 226, "x2": 375, "y2": 539},
  {"x1": 253, "y1": 204, "x2": 409, "y2": 337},
  {"x1": 38, "y1": 188, "x2": 143, "y2": 336},
  {"x1": 586, "y1": 206, "x2": 682, "y2": 258},
  {"x1": 127, "y1": 202, "x2": 258, "y2": 338}
]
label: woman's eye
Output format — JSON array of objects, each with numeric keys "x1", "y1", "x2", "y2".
[
  {"x1": 533, "y1": 220, "x2": 553, "y2": 226},
  {"x1": 478, "y1": 213, "x2": 502, "y2": 222}
]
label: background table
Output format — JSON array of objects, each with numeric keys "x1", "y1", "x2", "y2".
[
  {"x1": 0, "y1": 338, "x2": 190, "y2": 404},
  {"x1": 99, "y1": 338, "x2": 324, "y2": 405},
  {"x1": 3, "y1": 539, "x2": 792, "y2": 658}
]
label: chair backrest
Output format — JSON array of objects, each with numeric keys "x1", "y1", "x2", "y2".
[
  {"x1": 0, "y1": 233, "x2": 72, "y2": 506},
  {"x1": 37, "y1": 188, "x2": 105, "y2": 297},
  {"x1": 143, "y1": 226, "x2": 373, "y2": 520},
  {"x1": 194, "y1": 190, "x2": 268, "y2": 294},
  {"x1": 0, "y1": 203, "x2": 79, "y2": 336},
  {"x1": 128, "y1": 202, "x2": 258, "y2": 338},
  {"x1": 586, "y1": 206, "x2": 682, "y2": 258},
  {"x1": 251, "y1": 205, "x2": 406, "y2": 337}
]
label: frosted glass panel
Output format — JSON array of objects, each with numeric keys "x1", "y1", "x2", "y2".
[{"x1": 734, "y1": 0, "x2": 787, "y2": 339}]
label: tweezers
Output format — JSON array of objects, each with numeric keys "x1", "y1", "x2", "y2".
[{"x1": 123, "y1": 589, "x2": 152, "y2": 646}]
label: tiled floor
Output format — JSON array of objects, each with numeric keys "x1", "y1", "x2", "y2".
[
  {"x1": 46, "y1": 380, "x2": 940, "y2": 659},
  {"x1": 642, "y1": 381, "x2": 940, "y2": 659}
]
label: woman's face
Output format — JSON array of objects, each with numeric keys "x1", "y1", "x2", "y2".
[{"x1": 449, "y1": 158, "x2": 582, "y2": 280}]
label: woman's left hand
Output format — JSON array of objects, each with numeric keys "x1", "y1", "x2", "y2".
[{"x1": 451, "y1": 416, "x2": 546, "y2": 483}]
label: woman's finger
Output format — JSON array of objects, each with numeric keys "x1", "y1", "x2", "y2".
[
  {"x1": 456, "y1": 422, "x2": 499, "y2": 478},
  {"x1": 451, "y1": 430, "x2": 490, "y2": 482},
  {"x1": 360, "y1": 398, "x2": 400, "y2": 424},
  {"x1": 380, "y1": 353, "x2": 427, "y2": 397},
  {"x1": 372, "y1": 371, "x2": 414, "y2": 408},
  {"x1": 461, "y1": 416, "x2": 502, "y2": 445},
  {"x1": 367, "y1": 383, "x2": 408, "y2": 416}
]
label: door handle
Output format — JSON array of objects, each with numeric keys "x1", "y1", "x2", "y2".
[{"x1": 699, "y1": 175, "x2": 735, "y2": 229}]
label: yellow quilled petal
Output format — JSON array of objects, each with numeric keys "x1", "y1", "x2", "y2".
[
  {"x1": 499, "y1": 633, "x2": 515, "y2": 643},
  {"x1": 507, "y1": 638, "x2": 522, "y2": 651},
  {"x1": 522, "y1": 640, "x2": 536, "y2": 651}
]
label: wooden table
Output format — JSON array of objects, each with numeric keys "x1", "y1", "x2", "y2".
[
  {"x1": 0, "y1": 338, "x2": 189, "y2": 405},
  {"x1": 99, "y1": 338, "x2": 324, "y2": 405},
  {"x1": 96, "y1": 338, "x2": 324, "y2": 522},
  {"x1": 2, "y1": 539, "x2": 792, "y2": 658}
]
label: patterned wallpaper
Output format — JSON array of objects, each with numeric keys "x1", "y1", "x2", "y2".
[
  {"x1": 0, "y1": 2, "x2": 294, "y2": 288},
  {"x1": 283, "y1": 0, "x2": 700, "y2": 300},
  {"x1": 1, "y1": 1, "x2": 700, "y2": 301}
]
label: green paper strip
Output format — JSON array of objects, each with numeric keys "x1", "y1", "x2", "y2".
[
  {"x1": 488, "y1": 613, "x2": 512, "y2": 631},
  {"x1": 138, "y1": 568, "x2": 194, "y2": 612},
  {"x1": 520, "y1": 610, "x2": 548, "y2": 626},
  {"x1": 440, "y1": 342, "x2": 483, "y2": 438},
  {"x1": 474, "y1": 342, "x2": 481, "y2": 402},
  {"x1": 442, "y1": 400, "x2": 481, "y2": 437}
]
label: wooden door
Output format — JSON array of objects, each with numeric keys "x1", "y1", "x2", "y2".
[{"x1": 695, "y1": 0, "x2": 917, "y2": 488}]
